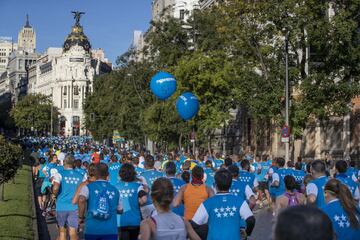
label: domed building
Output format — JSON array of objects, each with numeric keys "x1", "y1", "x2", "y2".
[{"x1": 29, "y1": 12, "x2": 111, "y2": 136}]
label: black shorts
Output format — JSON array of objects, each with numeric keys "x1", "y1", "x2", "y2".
[
  {"x1": 119, "y1": 226, "x2": 140, "y2": 240},
  {"x1": 258, "y1": 181, "x2": 269, "y2": 191},
  {"x1": 35, "y1": 177, "x2": 44, "y2": 196}
]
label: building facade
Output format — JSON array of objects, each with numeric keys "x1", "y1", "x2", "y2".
[
  {"x1": 0, "y1": 37, "x2": 18, "y2": 76},
  {"x1": 17, "y1": 15, "x2": 36, "y2": 52},
  {"x1": 29, "y1": 13, "x2": 111, "y2": 136}
]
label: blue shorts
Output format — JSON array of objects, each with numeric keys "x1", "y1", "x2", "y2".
[
  {"x1": 56, "y1": 210, "x2": 78, "y2": 228},
  {"x1": 84, "y1": 234, "x2": 118, "y2": 240}
]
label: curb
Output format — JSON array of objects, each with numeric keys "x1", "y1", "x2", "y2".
[{"x1": 29, "y1": 155, "x2": 39, "y2": 240}]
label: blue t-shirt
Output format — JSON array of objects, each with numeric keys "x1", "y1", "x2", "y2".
[
  {"x1": 75, "y1": 167, "x2": 87, "y2": 177},
  {"x1": 346, "y1": 167, "x2": 358, "y2": 180},
  {"x1": 321, "y1": 199, "x2": 360, "y2": 240},
  {"x1": 44, "y1": 162, "x2": 57, "y2": 180},
  {"x1": 56, "y1": 169, "x2": 83, "y2": 211},
  {"x1": 135, "y1": 167, "x2": 145, "y2": 175},
  {"x1": 238, "y1": 170, "x2": 256, "y2": 189},
  {"x1": 256, "y1": 161, "x2": 271, "y2": 182},
  {"x1": 168, "y1": 177, "x2": 186, "y2": 216},
  {"x1": 293, "y1": 169, "x2": 306, "y2": 185},
  {"x1": 230, "y1": 179, "x2": 251, "y2": 228},
  {"x1": 38, "y1": 164, "x2": 46, "y2": 178},
  {"x1": 85, "y1": 181, "x2": 120, "y2": 235},
  {"x1": 140, "y1": 169, "x2": 163, "y2": 189},
  {"x1": 213, "y1": 159, "x2": 224, "y2": 169},
  {"x1": 308, "y1": 176, "x2": 328, "y2": 208},
  {"x1": 193, "y1": 193, "x2": 253, "y2": 240},
  {"x1": 271, "y1": 168, "x2": 293, "y2": 197},
  {"x1": 108, "y1": 162, "x2": 122, "y2": 185},
  {"x1": 204, "y1": 168, "x2": 215, "y2": 188},
  {"x1": 115, "y1": 181, "x2": 142, "y2": 227},
  {"x1": 336, "y1": 174, "x2": 358, "y2": 197}
]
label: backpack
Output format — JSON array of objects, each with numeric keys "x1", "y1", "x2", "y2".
[
  {"x1": 90, "y1": 188, "x2": 111, "y2": 220},
  {"x1": 285, "y1": 192, "x2": 300, "y2": 207}
]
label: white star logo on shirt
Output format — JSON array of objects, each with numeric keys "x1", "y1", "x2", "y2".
[
  {"x1": 94, "y1": 190, "x2": 99, "y2": 195},
  {"x1": 214, "y1": 208, "x2": 219, "y2": 213},
  {"x1": 220, "y1": 207, "x2": 224, "y2": 212},
  {"x1": 229, "y1": 211, "x2": 235, "y2": 217},
  {"x1": 339, "y1": 221, "x2": 344, "y2": 228},
  {"x1": 106, "y1": 191, "x2": 110, "y2": 195},
  {"x1": 226, "y1": 207, "x2": 231, "y2": 212},
  {"x1": 334, "y1": 215, "x2": 340, "y2": 221},
  {"x1": 109, "y1": 195, "x2": 113, "y2": 199},
  {"x1": 216, "y1": 213, "x2": 222, "y2": 218},
  {"x1": 223, "y1": 212, "x2": 228, "y2": 217},
  {"x1": 232, "y1": 206, "x2": 237, "y2": 212},
  {"x1": 341, "y1": 214, "x2": 347, "y2": 221},
  {"x1": 346, "y1": 221, "x2": 350, "y2": 227}
]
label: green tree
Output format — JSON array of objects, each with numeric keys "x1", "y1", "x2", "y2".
[
  {"x1": 10, "y1": 94, "x2": 59, "y2": 133},
  {"x1": 0, "y1": 135, "x2": 22, "y2": 201}
]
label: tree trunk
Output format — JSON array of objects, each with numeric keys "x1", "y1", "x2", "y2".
[
  {"x1": 0, "y1": 183, "x2": 4, "y2": 202},
  {"x1": 179, "y1": 133, "x2": 183, "y2": 152}
]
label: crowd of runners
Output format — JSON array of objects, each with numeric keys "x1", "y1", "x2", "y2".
[{"x1": 25, "y1": 136, "x2": 360, "y2": 240}]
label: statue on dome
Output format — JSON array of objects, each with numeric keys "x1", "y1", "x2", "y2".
[{"x1": 71, "y1": 11, "x2": 85, "y2": 26}]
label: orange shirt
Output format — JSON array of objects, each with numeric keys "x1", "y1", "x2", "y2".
[{"x1": 183, "y1": 183, "x2": 209, "y2": 220}]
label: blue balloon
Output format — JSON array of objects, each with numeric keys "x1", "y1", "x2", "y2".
[
  {"x1": 150, "y1": 71, "x2": 177, "y2": 100},
  {"x1": 176, "y1": 92, "x2": 200, "y2": 121}
]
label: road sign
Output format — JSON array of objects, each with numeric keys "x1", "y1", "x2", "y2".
[
  {"x1": 281, "y1": 137, "x2": 289, "y2": 143},
  {"x1": 281, "y1": 125, "x2": 290, "y2": 138}
]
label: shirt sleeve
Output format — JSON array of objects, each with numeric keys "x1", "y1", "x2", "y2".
[
  {"x1": 239, "y1": 201, "x2": 253, "y2": 220},
  {"x1": 137, "y1": 185, "x2": 145, "y2": 193},
  {"x1": 138, "y1": 176, "x2": 147, "y2": 186},
  {"x1": 352, "y1": 174, "x2": 358, "y2": 183},
  {"x1": 52, "y1": 172, "x2": 62, "y2": 184},
  {"x1": 306, "y1": 183, "x2": 318, "y2": 197},
  {"x1": 245, "y1": 185, "x2": 255, "y2": 200},
  {"x1": 79, "y1": 185, "x2": 89, "y2": 199},
  {"x1": 192, "y1": 203, "x2": 209, "y2": 225},
  {"x1": 81, "y1": 173, "x2": 87, "y2": 182},
  {"x1": 253, "y1": 178, "x2": 259, "y2": 188},
  {"x1": 272, "y1": 173, "x2": 279, "y2": 183}
]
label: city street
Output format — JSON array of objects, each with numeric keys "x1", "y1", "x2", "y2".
[{"x1": 1, "y1": 0, "x2": 360, "y2": 239}]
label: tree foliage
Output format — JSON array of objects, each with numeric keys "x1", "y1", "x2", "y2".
[
  {"x1": 10, "y1": 94, "x2": 59, "y2": 132},
  {"x1": 85, "y1": 0, "x2": 360, "y2": 147},
  {"x1": 0, "y1": 135, "x2": 22, "y2": 185}
]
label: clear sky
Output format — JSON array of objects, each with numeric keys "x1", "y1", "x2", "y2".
[{"x1": 0, "y1": 0, "x2": 151, "y2": 64}]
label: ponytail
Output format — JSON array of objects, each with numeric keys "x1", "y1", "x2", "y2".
[
  {"x1": 325, "y1": 179, "x2": 360, "y2": 229},
  {"x1": 337, "y1": 183, "x2": 360, "y2": 229}
]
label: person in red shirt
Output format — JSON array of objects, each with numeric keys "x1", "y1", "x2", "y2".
[{"x1": 91, "y1": 149, "x2": 100, "y2": 164}]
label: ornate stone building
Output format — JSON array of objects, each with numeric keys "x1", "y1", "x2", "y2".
[{"x1": 29, "y1": 12, "x2": 111, "y2": 136}]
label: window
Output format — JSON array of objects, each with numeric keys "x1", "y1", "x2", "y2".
[
  {"x1": 64, "y1": 99, "x2": 67, "y2": 108},
  {"x1": 74, "y1": 99, "x2": 79, "y2": 109},
  {"x1": 63, "y1": 87, "x2": 67, "y2": 95},
  {"x1": 74, "y1": 86, "x2": 79, "y2": 95},
  {"x1": 180, "y1": 10, "x2": 185, "y2": 20}
]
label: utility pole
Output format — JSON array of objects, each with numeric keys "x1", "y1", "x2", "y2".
[{"x1": 285, "y1": 32, "x2": 290, "y2": 163}]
